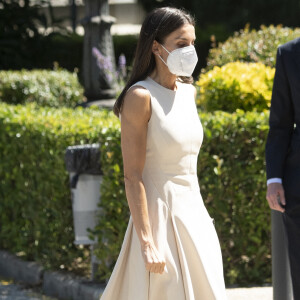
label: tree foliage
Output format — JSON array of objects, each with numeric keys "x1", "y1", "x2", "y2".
[
  {"x1": 137, "y1": 0, "x2": 300, "y2": 30},
  {"x1": 0, "y1": 0, "x2": 68, "y2": 70}
]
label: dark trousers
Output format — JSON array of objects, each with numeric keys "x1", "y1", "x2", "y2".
[{"x1": 283, "y1": 194, "x2": 300, "y2": 300}]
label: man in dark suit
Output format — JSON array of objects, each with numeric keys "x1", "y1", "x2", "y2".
[{"x1": 266, "y1": 37, "x2": 300, "y2": 299}]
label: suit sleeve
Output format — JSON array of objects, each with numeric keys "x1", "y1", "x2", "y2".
[{"x1": 265, "y1": 47, "x2": 294, "y2": 180}]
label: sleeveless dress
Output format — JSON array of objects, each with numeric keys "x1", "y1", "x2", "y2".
[{"x1": 100, "y1": 76, "x2": 227, "y2": 300}]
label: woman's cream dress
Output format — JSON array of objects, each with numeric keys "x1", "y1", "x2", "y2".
[{"x1": 100, "y1": 77, "x2": 227, "y2": 300}]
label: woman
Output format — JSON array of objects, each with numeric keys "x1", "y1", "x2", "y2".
[{"x1": 100, "y1": 7, "x2": 227, "y2": 300}]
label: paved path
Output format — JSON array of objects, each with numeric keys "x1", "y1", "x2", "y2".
[
  {"x1": 227, "y1": 286, "x2": 272, "y2": 299},
  {"x1": 0, "y1": 280, "x2": 57, "y2": 300}
]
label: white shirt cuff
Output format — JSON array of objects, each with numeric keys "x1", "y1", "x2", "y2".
[{"x1": 267, "y1": 178, "x2": 282, "y2": 185}]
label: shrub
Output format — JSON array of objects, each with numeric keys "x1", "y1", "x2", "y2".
[
  {"x1": 0, "y1": 102, "x2": 117, "y2": 275},
  {"x1": 92, "y1": 109, "x2": 271, "y2": 286},
  {"x1": 0, "y1": 102, "x2": 271, "y2": 285},
  {"x1": 196, "y1": 62, "x2": 275, "y2": 112},
  {"x1": 0, "y1": 69, "x2": 84, "y2": 108},
  {"x1": 207, "y1": 25, "x2": 300, "y2": 69},
  {"x1": 198, "y1": 110, "x2": 270, "y2": 285}
]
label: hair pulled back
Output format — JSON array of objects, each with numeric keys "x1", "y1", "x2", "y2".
[{"x1": 113, "y1": 7, "x2": 195, "y2": 116}]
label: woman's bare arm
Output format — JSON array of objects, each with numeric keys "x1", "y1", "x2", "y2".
[
  {"x1": 121, "y1": 86, "x2": 152, "y2": 246},
  {"x1": 121, "y1": 86, "x2": 165, "y2": 274}
]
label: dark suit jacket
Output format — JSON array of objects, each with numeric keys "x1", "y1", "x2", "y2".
[{"x1": 265, "y1": 37, "x2": 300, "y2": 197}]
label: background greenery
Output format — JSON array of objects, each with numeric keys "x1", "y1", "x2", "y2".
[
  {"x1": 196, "y1": 61, "x2": 275, "y2": 112},
  {"x1": 3, "y1": 0, "x2": 299, "y2": 79},
  {"x1": 0, "y1": 102, "x2": 115, "y2": 275},
  {"x1": 1, "y1": 0, "x2": 296, "y2": 287},
  {"x1": 0, "y1": 101, "x2": 271, "y2": 285},
  {"x1": 138, "y1": 0, "x2": 300, "y2": 38},
  {"x1": 92, "y1": 109, "x2": 271, "y2": 285},
  {"x1": 196, "y1": 25, "x2": 299, "y2": 113},
  {"x1": 138, "y1": 0, "x2": 300, "y2": 74},
  {"x1": 207, "y1": 25, "x2": 300, "y2": 69},
  {"x1": 0, "y1": 69, "x2": 84, "y2": 108},
  {"x1": 0, "y1": 0, "x2": 48, "y2": 70}
]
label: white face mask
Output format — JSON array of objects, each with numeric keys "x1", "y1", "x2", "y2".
[{"x1": 157, "y1": 43, "x2": 198, "y2": 76}]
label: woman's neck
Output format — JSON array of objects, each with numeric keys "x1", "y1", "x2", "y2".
[{"x1": 149, "y1": 71, "x2": 177, "y2": 91}]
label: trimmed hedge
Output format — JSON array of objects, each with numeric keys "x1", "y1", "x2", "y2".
[
  {"x1": 198, "y1": 110, "x2": 270, "y2": 284},
  {"x1": 207, "y1": 25, "x2": 300, "y2": 69},
  {"x1": 0, "y1": 102, "x2": 271, "y2": 285},
  {"x1": 0, "y1": 102, "x2": 117, "y2": 275},
  {"x1": 196, "y1": 62, "x2": 275, "y2": 112},
  {"x1": 92, "y1": 109, "x2": 271, "y2": 285},
  {"x1": 0, "y1": 29, "x2": 139, "y2": 77},
  {"x1": 34, "y1": 33, "x2": 138, "y2": 79},
  {"x1": 0, "y1": 69, "x2": 84, "y2": 108}
]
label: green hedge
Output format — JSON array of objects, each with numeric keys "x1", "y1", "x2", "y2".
[
  {"x1": 0, "y1": 29, "x2": 139, "y2": 76},
  {"x1": 92, "y1": 109, "x2": 271, "y2": 285},
  {"x1": 0, "y1": 69, "x2": 84, "y2": 108},
  {"x1": 0, "y1": 102, "x2": 271, "y2": 285},
  {"x1": 196, "y1": 62, "x2": 275, "y2": 112},
  {"x1": 207, "y1": 25, "x2": 300, "y2": 69},
  {"x1": 198, "y1": 110, "x2": 270, "y2": 284},
  {"x1": 35, "y1": 33, "x2": 138, "y2": 79},
  {"x1": 0, "y1": 102, "x2": 117, "y2": 275}
]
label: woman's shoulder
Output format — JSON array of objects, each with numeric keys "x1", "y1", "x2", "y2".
[
  {"x1": 125, "y1": 83, "x2": 151, "y2": 102},
  {"x1": 121, "y1": 85, "x2": 151, "y2": 121}
]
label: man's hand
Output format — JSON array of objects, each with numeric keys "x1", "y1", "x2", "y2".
[{"x1": 266, "y1": 183, "x2": 286, "y2": 213}]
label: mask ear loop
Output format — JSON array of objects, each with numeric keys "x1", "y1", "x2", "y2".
[
  {"x1": 157, "y1": 54, "x2": 168, "y2": 66},
  {"x1": 160, "y1": 43, "x2": 171, "y2": 54},
  {"x1": 156, "y1": 43, "x2": 170, "y2": 66}
]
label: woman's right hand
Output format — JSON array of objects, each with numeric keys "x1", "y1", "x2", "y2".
[{"x1": 141, "y1": 241, "x2": 166, "y2": 274}]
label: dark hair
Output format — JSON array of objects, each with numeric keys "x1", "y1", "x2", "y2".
[{"x1": 113, "y1": 7, "x2": 195, "y2": 116}]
